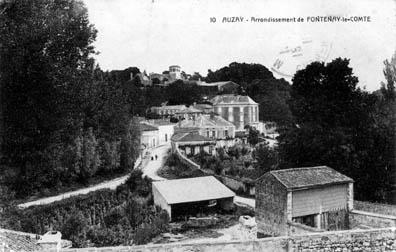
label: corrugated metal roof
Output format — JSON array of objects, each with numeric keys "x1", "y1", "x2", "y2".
[
  {"x1": 269, "y1": 166, "x2": 353, "y2": 190},
  {"x1": 153, "y1": 176, "x2": 235, "y2": 204}
]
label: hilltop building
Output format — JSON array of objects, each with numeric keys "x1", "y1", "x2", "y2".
[{"x1": 256, "y1": 166, "x2": 354, "y2": 237}]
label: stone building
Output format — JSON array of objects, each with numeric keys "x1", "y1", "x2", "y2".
[
  {"x1": 175, "y1": 114, "x2": 236, "y2": 148},
  {"x1": 143, "y1": 119, "x2": 175, "y2": 145},
  {"x1": 140, "y1": 123, "x2": 159, "y2": 149},
  {"x1": 171, "y1": 131, "x2": 216, "y2": 156},
  {"x1": 150, "y1": 105, "x2": 187, "y2": 118},
  {"x1": 256, "y1": 166, "x2": 354, "y2": 237},
  {"x1": 210, "y1": 94, "x2": 260, "y2": 132}
]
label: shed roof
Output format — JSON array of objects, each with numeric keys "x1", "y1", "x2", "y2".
[
  {"x1": 153, "y1": 176, "x2": 235, "y2": 204},
  {"x1": 269, "y1": 166, "x2": 353, "y2": 191}
]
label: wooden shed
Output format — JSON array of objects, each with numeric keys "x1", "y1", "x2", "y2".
[{"x1": 152, "y1": 176, "x2": 235, "y2": 221}]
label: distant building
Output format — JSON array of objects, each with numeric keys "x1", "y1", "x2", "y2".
[
  {"x1": 175, "y1": 106, "x2": 204, "y2": 120},
  {"x1": 171, "y1": 131, "x2": 216, "y2": 156},
  {"x1": 144, "y1": 119, "x2": 176, "y2": 145},
  {"x1": 211, "y1": 94, "x2": 260, "y2": 132},
  {"x1": 175, "y1": 114, "x2": 236, "y2": 148},
  {"x1": 197, "y1": 81, "x2": 240, "y2": 93},
  {"x1": 255, "y1": 166, "x2": 354, "y2": 237},
  {"x1": 135, "y1": 70, "x2": 151, "y2": 86},
  {"x1": 152, "y1": 176, "x2": 235, "y2": 220},
  {"x1": 169, "y1": 65, "x2": 181, "y2": 80},
  {"x1": 140, "y1": 123, "x2": 159, "y2": 149},
  {"x1": 151, "y1": 104, "x2": 187, "y2": 118},
  {"x1": 149, "y1": 65, "x2": 184, "y2": 86}
]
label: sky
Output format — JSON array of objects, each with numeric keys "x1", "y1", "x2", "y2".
[{"x1": 83, "y1": 0, "x2": 396, "y2": 91}]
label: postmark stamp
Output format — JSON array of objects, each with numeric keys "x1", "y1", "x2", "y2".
[{"x1": 271, "y1": 38, "x2": 333, "y2": 78}]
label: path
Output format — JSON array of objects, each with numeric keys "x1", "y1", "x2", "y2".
[
  {"x1": 17, "y1": 144, "x2": 169, "y2": 209},
  {"x1": 18, "y1": 174, "x2": 130, "y2": 208},
  {"x1": 141, "y1": 144, "x2": 170, "y2": 181},
  {"x1": 17, "y1": 143, "x2": 254, "y2": 209}
]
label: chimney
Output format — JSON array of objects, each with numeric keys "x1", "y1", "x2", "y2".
[{"x1": 37, "y1": 231, "x2": 63, "y2": 252}]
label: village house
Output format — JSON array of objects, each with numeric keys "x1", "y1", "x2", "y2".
[
  {"x1": 151, "y1": 104, "x2": 187, "y2": 118},
  {"x1": 143, "y1": 119, "x2": 176, "y2": 145},
  {"x1": 140, "y1": 123, "x2": 159, "y2": 149},
  {"x1": 152, "y1": 176, "x2": 235, "y2": 221},
  {"x1": 255, "y1": 166, "x2": 354, "y2": 237},
  {"x1": 171, "y1": 131, "x2": 216, "y2": 156},
  {"x1": 211, "y1": 94, "x2": 264, "y2": 132},
  {"x1": 174, "y1": 106, "x2": 204, "y2": 120},
  {"x1": 175, "y1": 114, "x2": 236, "y2": 148}
]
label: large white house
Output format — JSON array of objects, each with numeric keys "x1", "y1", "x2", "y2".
[{"x1": 211, "y1": 94, "x2": 262, "y2": 132}]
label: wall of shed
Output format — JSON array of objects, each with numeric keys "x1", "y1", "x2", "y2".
[
  {"x1": 292, "y1": 184, "x2": 348, "y2": 217},
  {"x1": 255, "y1": 174, "x2": 288, "y2": 237},
  {"x1": 152, "y1": 184, "x2": 171, "y2": 220}
]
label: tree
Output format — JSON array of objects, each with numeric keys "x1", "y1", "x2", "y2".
[
  {"x1": 278, "y1": 58, "x2": 393, "y2": 202},
  {"x1": 120, "y1": 119, "x2": 141, "y2": 171},
  {"x1": 247, "y1": 126, "x2": 259, "y2": 146},
  {"x1": 253, "y1": 143, "x2": 278, "y2": 175},
  {"x1": 165, "y1": 80, "x2": 201, "y2": 105},
  {"x1": 61, "y1": 210, "x2": 88, "y2": 247},
  {"x1": 0, "y1": 0, "x2": 97, "y2": 197}
]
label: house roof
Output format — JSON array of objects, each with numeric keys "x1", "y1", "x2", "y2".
[
  {"x1": 140, "y1": 123, "x2": 158, "y2": 132},
  {"x1": 0, "y1": 229, "x2": 41, "y2": 252},
  {"x1": 269, "y1": 166, "x2": 353, "y2": 191},
  {"x1": 151, "y1": 105, "x2": 187, "y2": 110},
  {"x1": 175, "y1": 107, "x2": 203, "y2": 114},
  {"x1": 145, "y1": 119, "x2": 176, "y2": 126},
  {"x1": 210, "y1": 94, "x2": 258, "y2": 105},
  {"x1": 153, "y1": 176, "x2": 235, "y2": 204},
  {"x1": 197, "y1": 81, "x2": 239, "y2": 88},
  {"x1": 178, "y1": 114, "x2": 235, "y2": 128},
  {"x1": 171, "y1": 132, "x2": 214, "y2": 143}
]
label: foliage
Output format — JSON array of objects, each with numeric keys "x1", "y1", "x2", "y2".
[
  {"x1": 0, "y1": 170, "x2": 169, "y2": 247},
  {"x1": 247, "y1": 126, "x2": 260, "y2": 146},
  {"x1": 278, "y1": 57, "x2": 395, "y2": 203},
  {"x1": 166, "y1": 80, "x2": 202, "y2": 105},
  {"x1": 252, "y1": 143, "x2": 278, "y2": 175},
  {"x1": 205, "y1": 62, "x2": 292, "y2": 125}
]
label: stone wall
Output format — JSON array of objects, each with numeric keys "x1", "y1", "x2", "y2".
[
  {"x1": 54, "y1": 228, "x2": 395, "y2": 252},
  {"x1": 287, "y1": 221, "x2": 324, "y2": 235},
  {"x1": 350, "y1": 209, "x2": 396, "y2": 229},
  {"x1": 255, "y1": 173, "x2": 289, "y2": 237},
  {"x1": 174, "y1": 147, "x2": 200, "y2": 169},
  {"x1": 290, "y1": 227, "x2": 395, "y2": 251}
]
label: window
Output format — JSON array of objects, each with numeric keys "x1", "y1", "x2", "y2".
[
  {"x1": 207, "y1": 131, "x2": 210, "y2": 137},
  {"x1": 225, "y1": 130, "x2": 229, "y2": 137},
  {"x1": 165, "y1": 134, "x2": 168, "y2": 142},
  {"x1": 212, "y1": 131, "x2": 216, "y2": 137}
]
